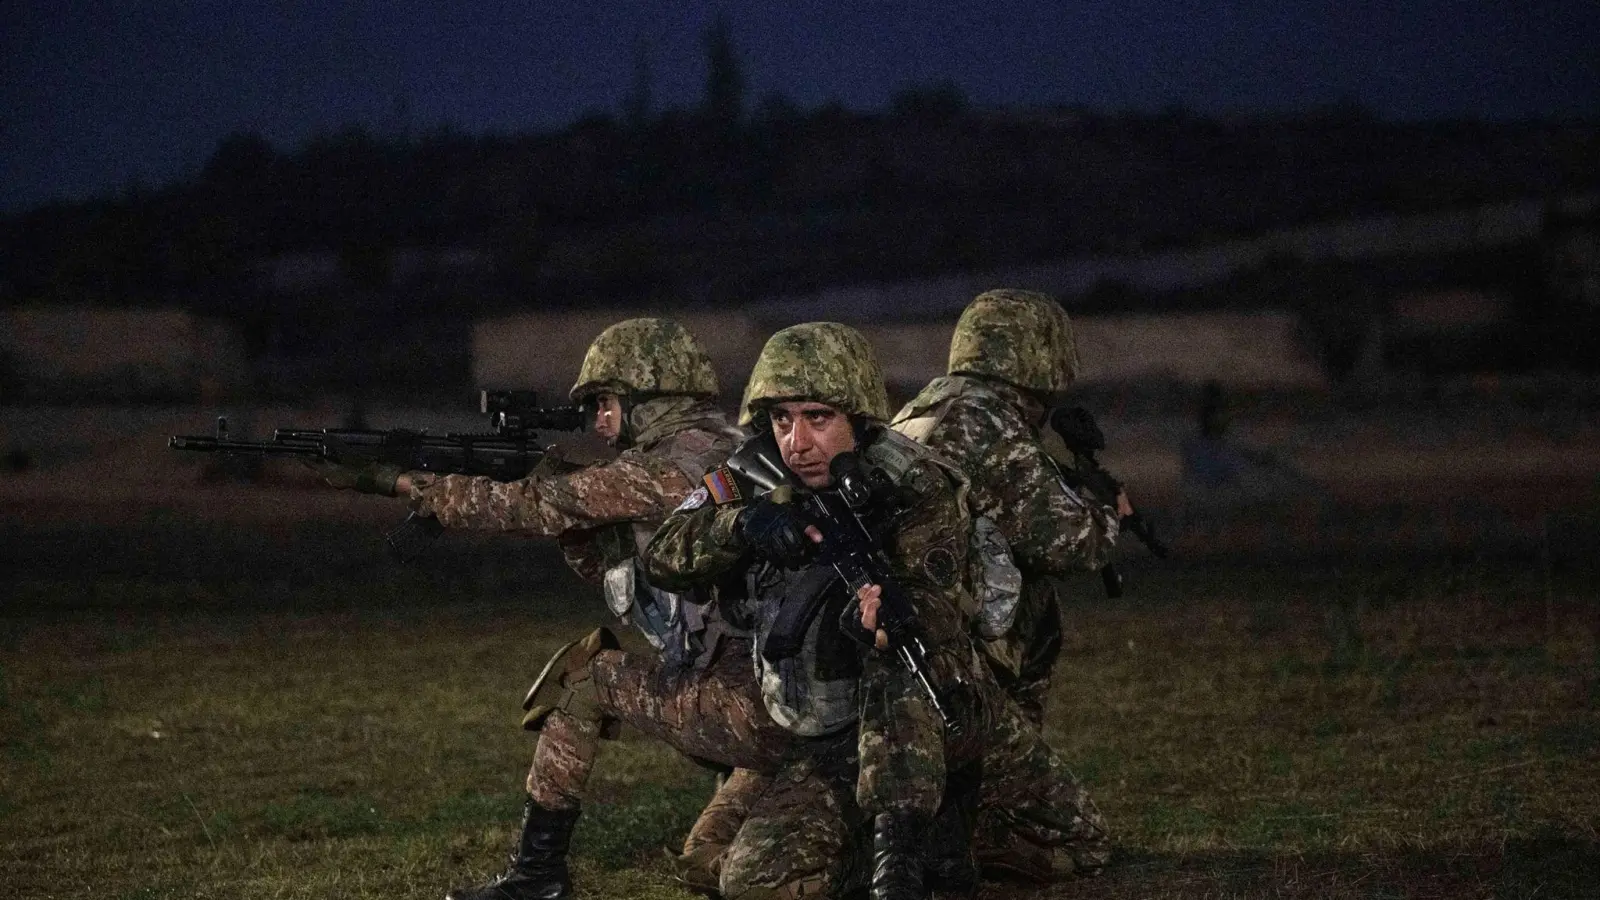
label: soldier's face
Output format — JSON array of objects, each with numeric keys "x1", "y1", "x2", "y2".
[
  {"x1": 769, "y1": 401, "x2": 857, "y2": 488},
  {"x1": 593, "y1": 392, "x2": 624, "y2": 442}
]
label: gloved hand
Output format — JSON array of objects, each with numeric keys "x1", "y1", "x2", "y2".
[
  {"x1": 302, "y1": 458, "x2": 403, "y2": 496},
  {"x1": 1071, "y1": 465, "x2": 1123, "y2": 508},
  {"x1": 1048, "y1": 405, "x2": 1106, "y2": 453},
  {"x1": 736, "y1": 498, "x2": 814, "y2": 568}
]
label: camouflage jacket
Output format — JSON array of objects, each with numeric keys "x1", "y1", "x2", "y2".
[
  {"x1": 407, "y1": 397, "x2": 743, "y2": 581},
  {"x1": 891, "y1": 375, "x2": 1117, "y2": 577},
  {"x1": 642, "y1": 428, "x2": 986, "y2": 728}
]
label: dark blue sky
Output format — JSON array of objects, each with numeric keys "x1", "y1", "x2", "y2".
[{"x1": 3, "y1": 1, "x2": 1597, "y2": 212}]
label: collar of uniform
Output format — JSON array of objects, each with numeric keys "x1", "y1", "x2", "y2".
[{"x1": 629, "y1": 395, "x2": 720, "y2": 449}]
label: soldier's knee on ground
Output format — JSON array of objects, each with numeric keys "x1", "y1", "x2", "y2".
[
  {"x1": 672, "y1": 768, "x2": 774, "y2": 895},
  {"x1": 683, "y1": 769, "x2": 771, "y2": 854},
  {"x1": 521, "y1": 627, "x2": 622, "y2": 736}
]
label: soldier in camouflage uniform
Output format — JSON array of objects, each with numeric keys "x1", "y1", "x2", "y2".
[
  {"x1": 315, "y1": 318, "x2": 784, "y2": 900},
  {"x1": 891, "y1": 288, "x2": 1122, "y2": 724},
  {"x1": 643, "y1": 322, "x2": 1110, "y2": 900},
  {"x1": 891, "y1": 289, "x2": 1125, "y2": 882}
]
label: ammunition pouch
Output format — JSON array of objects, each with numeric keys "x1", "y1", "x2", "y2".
[
  {"x1": 970, "y1": 515, "x2": 1022, "y2": 640},
  {"x1": 605, "y1": 559, "x2": 689, "y2": 657}
]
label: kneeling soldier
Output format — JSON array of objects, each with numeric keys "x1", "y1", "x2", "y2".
[{"x1": 645, "y1": 323, "x2": 1111, "y2": 899}]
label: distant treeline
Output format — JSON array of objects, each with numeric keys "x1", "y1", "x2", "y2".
[{"x1": 2, "y1": 100, "x2": 1595, "y2": 321}]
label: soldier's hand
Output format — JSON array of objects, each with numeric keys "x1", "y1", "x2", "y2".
[
  {"x1": 1075, "y1": 466, "x2": 1123, "y2": 508},
  {"x1": 855, "y1": 583, "x2": 889, "y2": 650},
  {"x1": 301, "y1": 458, "x2": 402, "y2": 496},
  {"x1": 736, "y1": 498, "x2": 816, "y2": 568}
]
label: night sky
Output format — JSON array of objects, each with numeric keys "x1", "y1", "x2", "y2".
[{"x1": 4, "y1": 0, "x2": 1597, "y2": 212}]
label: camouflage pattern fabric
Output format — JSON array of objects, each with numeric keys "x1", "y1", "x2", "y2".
[
  {"x1": 946, "y1": 288, "x2": 1080, "y2": 400},
  {"x1": 406, "y1": 401, "x2": 737, "y2": 582},
  {"x1": 409, "y1": 453, "x2": 696, "y2": 538},
  {"x1": 719, "y1": 759, "x2": 868, "y2": 899},
  {"x1": 737, "y1": 322, "x2": 891, "y2": 425},
  {"x1": 855, "y1": 654, "x2": 948, "y2": 816},
  {"x1": 676, "y1": 767, "x2": 776, "y2": 894},
  {"x1": 975, "y1": 695, "x2": 1112, "y2": 874},
  {"x1": 645, "y1": 426, "x2": 986, "y2": 818},
  {"x1": 892, "y1": 374, "x2": 1117, "y2": 723},
  {"x1": 525, "y1": 638, "x2": 795, "y2": 809},
  {"x1": 713, "y1": 684, "x2": 1111, "y2": 897},
  {"x1": 646, "y1": 323, "x2": 1112, "y2": 891},
  {"x1": 998, "y1": 578, "x2": 1067, "y2": 725},
  {"x1": 527, "y1": 710, "x2": 600, "y2": 810},
  {"x1": 569, "y1": 316, "x2": 720, "y2": 403}
]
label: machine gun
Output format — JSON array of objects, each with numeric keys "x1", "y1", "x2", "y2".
[
  {"x1": 169, "y1": 390, "x2": 586, "y2": 556},
  {"x1": 1048, "y1": 405, "x2": 1170, "y2": 598},
  {"x1": 724, "y1": 434, "x2": 957, "y2": 733}
]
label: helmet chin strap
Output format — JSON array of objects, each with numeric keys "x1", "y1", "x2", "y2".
[{"x1": 615, "y1": 394, "x2": 636, "y2": 448}]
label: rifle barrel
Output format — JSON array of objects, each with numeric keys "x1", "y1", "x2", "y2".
[{"x1": 168, "y1": 436, "x2": 320, "y2": 456}]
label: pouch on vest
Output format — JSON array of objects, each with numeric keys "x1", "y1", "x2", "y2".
[
  {"x1": 971, "y1": 515, "x2": 1023, "y2": 639},
  {"x1": 604, "y1": 558, "x2": 688, "y2": 662}
]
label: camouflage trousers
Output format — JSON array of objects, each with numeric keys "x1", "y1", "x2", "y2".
[
  {"x1": 720, "y1": 649, "x2": 1110, "y2": 898},
  {"x1": 719, "y1": 748, "x2": 868, "y2": 899},
  {"x1": 526, "y1": 637, "x2": 792, "y2": 809}
]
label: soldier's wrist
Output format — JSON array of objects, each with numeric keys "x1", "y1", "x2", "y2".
[
  {"x1": 354, "y1": 464, "x2": 403, "y2": 496},
  {"x1": 715, "y1": 505, "x2": 747, "y2": 550}
]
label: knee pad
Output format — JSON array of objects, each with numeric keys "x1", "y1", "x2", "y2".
[{"x1": 521, "y1": 627, "x2": 621, "y2": 735}]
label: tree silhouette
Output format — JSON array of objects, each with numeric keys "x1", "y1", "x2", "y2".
[{"x1": 701, "y1": 12, "x2": 745, "y2": 131}]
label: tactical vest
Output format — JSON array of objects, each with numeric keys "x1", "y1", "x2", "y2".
[
  {"x1": 743, "y1": 427, "x2": 973, "y2": 736},
  {"x1": 892, "y1": 382, "x2": 1025, "y2": 640},
  {"x1": 602, "y1": 420, "x2": 748, "y2": 669}
]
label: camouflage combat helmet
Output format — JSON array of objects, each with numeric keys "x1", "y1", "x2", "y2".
[
  {"x1": 947, "y1": 289, "x2": 1080, "y2": 397},
  {"x1": 569, "y1": 317, "x2": 719, "y2": 403},
  {"x1": 739, "y1": 322, "x2": 891, "y2": 426}
]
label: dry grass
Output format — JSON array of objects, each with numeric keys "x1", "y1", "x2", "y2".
[{"x1": 2, "y1": 517, "x2": 1598, "y2": 899}]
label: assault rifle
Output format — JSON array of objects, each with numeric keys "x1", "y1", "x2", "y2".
[
  {"x1": 169, "y1": 390, "x2": 586, "y2": 556},
  {"x1": 724, "y1": 433, "x2": 957, "y2": 733},
  {"x1": 1048, "y1": 405, "x2": 1169, "y2": 598}
]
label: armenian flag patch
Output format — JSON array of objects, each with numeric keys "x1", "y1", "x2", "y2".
[{"x1": 703, "y1": 465, "x2": 743, "y2": 506}]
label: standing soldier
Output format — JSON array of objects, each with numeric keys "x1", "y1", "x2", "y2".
[
  {"x1": 891, "y1": 288, "x2": 1129, "y2": 880},
  {"x1": 312, "y1": 318, "x2": 780, "y2": 899},
  {"x1": 644, "y1": 322, "x2": 1110, "y2": 900}
]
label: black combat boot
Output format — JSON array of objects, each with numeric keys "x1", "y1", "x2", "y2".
[
  {"x1": 870, "y1": 809, "x2": 931, "y2": 900},
  {"x1": 923, "y1": 764, "x2": 981, "y2": 899},
  {"x1": 445, "y1": 798, "x2": 580, "y2": 900}
]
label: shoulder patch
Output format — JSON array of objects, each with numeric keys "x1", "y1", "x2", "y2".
[
  {"x1": 703, "y1": 465, "x2": 744, "y2": 506},
  {"x1": 922, "y1": 546, "x2": 959, "y2": 588},
  {"x1": 674, "y1": 485, "x2": 710, "y2": 513}
]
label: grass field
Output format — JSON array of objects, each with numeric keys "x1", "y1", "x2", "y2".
[{"x1": 4, "y1": 508, "x2": 1598, "y2": 900}]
